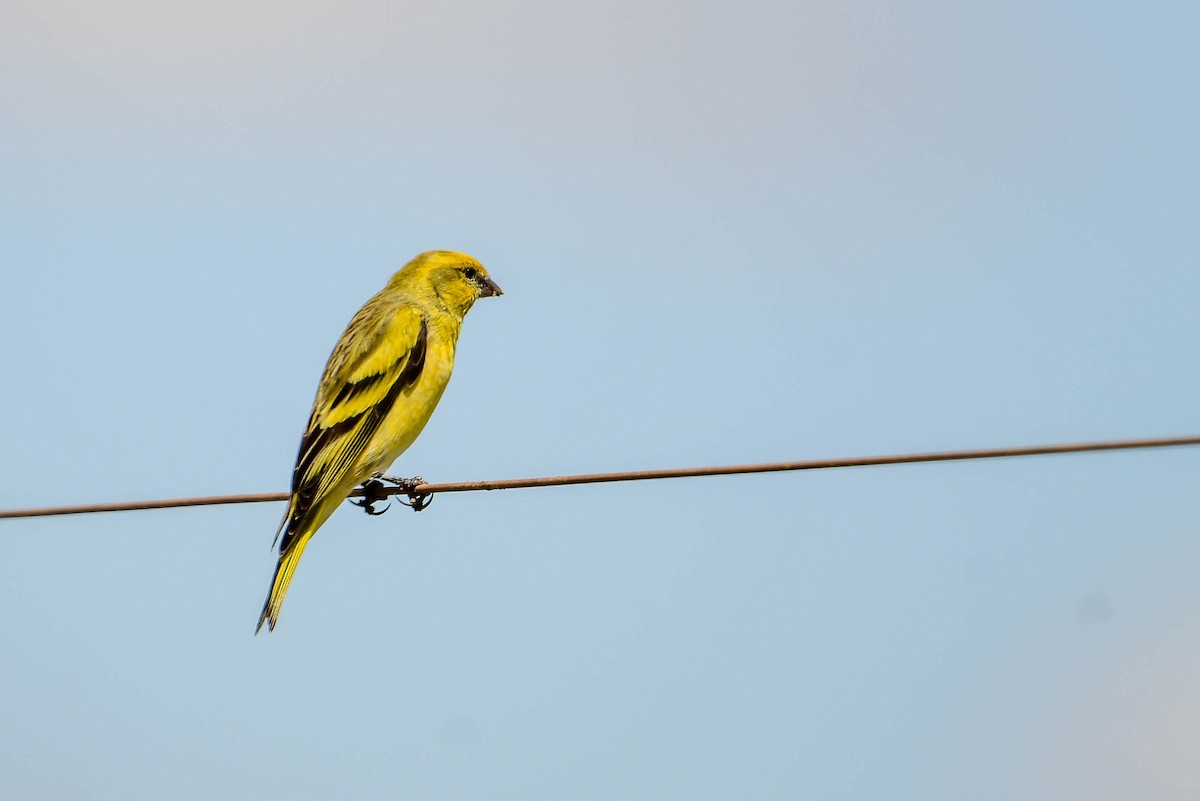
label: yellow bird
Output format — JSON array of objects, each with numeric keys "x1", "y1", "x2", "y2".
[{"x1": 256, "y1": 251, "x2": 502, "y2": 632}]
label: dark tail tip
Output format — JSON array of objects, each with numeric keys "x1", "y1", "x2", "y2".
[{"x1": 255, "y1": 598, "x2": 274, "y2": 635}]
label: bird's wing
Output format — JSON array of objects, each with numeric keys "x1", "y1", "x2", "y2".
[{"x1": 279, "y1": 303, "x2": 428, "y2": 552}]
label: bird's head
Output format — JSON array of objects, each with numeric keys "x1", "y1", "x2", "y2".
[{"x1": 394, "y1": 250, "x2": 503, "y2": 317}]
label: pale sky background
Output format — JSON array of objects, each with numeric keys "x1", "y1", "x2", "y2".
[{"x1": 2, "y1": 1, "x2": 1199, "y2": 799}]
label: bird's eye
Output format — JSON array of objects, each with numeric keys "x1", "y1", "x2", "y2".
[{"x1": 463, "y1": 267, "x2": 478, "y2": 280}]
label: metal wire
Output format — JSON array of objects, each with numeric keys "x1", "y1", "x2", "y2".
[{"x1": 2, "y1": 434, "x2": 1198, "y2": 521}]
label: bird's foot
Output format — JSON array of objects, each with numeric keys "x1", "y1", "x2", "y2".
[
  {"x1": 378, "y1": 474, "x2": 434, "y2": 512},
  {"x1": 351, "y1": 478, "x2": 392, "y2": 516}
]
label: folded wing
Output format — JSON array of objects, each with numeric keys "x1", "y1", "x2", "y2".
[{"x1": 279, "y1": 304, "x2": 428, "y2": 553}]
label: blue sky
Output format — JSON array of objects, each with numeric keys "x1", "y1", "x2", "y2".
[{"x1": 2, "y1": 1, "x2": 1199, "y2": 798}]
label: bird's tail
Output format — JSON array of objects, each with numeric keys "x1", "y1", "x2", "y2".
[{"x1": 256, "y1": 531, "x2": 313, "y2": 634}]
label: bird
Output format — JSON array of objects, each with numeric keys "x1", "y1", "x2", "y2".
[{"x1": 256, "y1": 250, "x2": 502, "y2": 633}]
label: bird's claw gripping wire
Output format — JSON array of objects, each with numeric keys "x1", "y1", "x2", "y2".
[
  {"x1": 352, "y1": 478, "x2": 392, "y2": 516},
  {"x1": 381, "y1": 474, "x2": 434, "y2": 512},
  {"x1": 352, "y1": 475, "x2": 433, "y2": 515}
]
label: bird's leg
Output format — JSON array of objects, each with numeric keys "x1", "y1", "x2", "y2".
[
  {"x1": 351, "y1": 478, "x2": 391, "y2": 516},
  {"x1": 378, "y1": 474, "x2": 434, "y2": 513}
]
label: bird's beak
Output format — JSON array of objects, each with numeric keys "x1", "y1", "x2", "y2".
[{"x1": 479, "y1": 276, "x2": 503, "y2": 297}]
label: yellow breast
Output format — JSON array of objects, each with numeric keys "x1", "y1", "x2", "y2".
[{"x1": 357, "y1": 322, "x2": 458, "y2": 475}]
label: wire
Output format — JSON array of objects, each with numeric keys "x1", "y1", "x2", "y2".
[{"x1": 2, "y1": 434, "x2": 1197, "y2": 521}]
